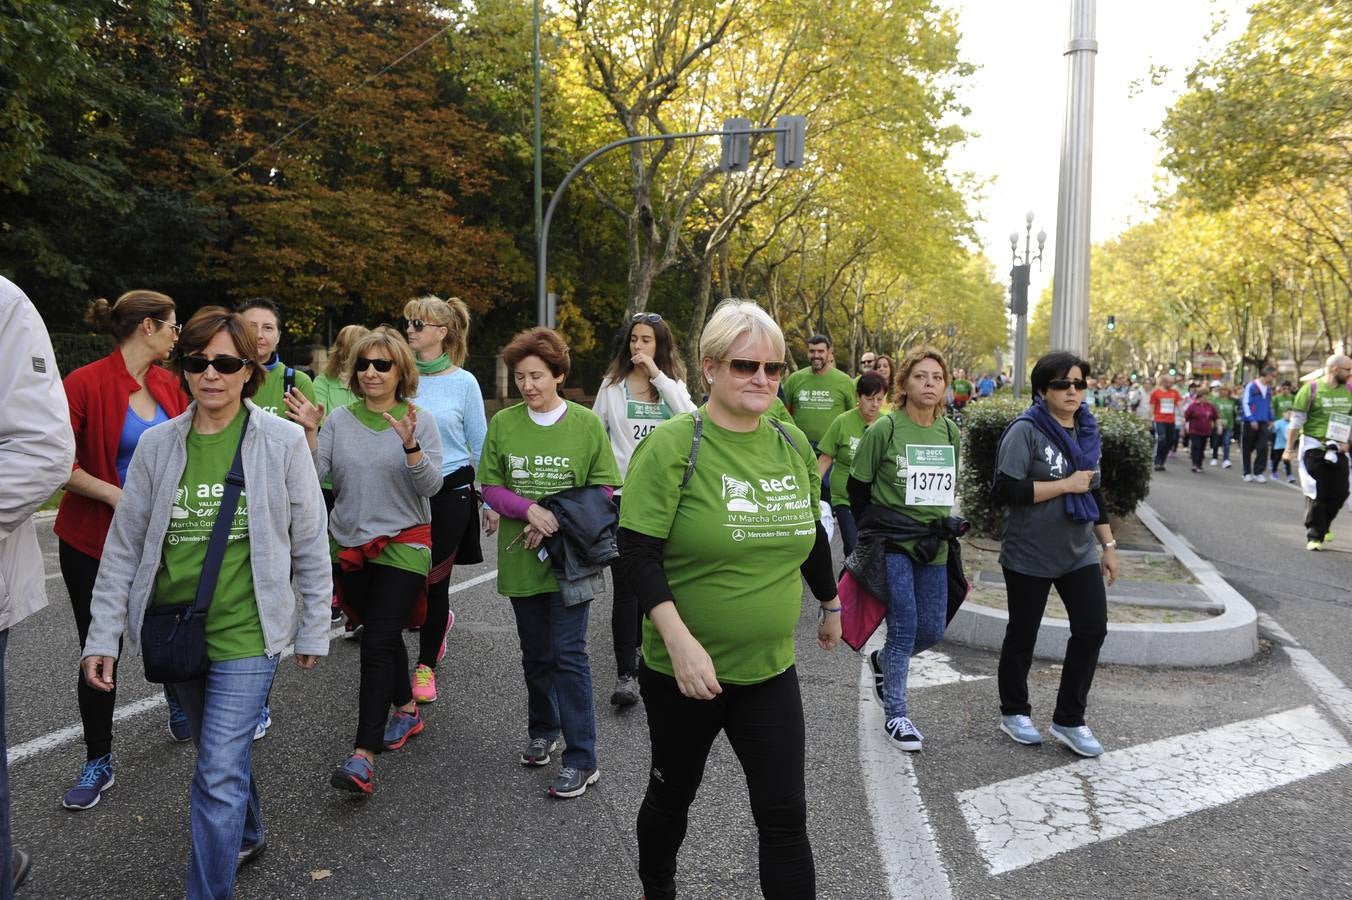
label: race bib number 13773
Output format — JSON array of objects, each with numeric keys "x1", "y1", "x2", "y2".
[{"x1": 904, "y1": 444, "x2": 956, "y2": 507}]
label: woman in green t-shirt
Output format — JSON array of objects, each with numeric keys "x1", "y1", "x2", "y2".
[
  {"x1": 479, "y1": 327, "x2": 620, "y2": 800},
  {"x1": 616, "y1": 299, "x2": 840, "y2": 900},
  {"x1": 847, "y1": 346, "x2": 961, "y2": 754}
]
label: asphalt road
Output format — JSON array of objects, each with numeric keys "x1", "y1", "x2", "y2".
[{"x1": 9, "y1": 464, "x2": 1352, "y2": 899}]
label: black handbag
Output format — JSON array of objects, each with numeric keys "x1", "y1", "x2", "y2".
[{"x1": 141, "y1": 413, "x2": 249, "y2": 684}]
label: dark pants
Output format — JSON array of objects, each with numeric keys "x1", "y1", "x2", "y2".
[
  {"x1": 833, "y1": 504, "x2": 858, "y2": 558},
  {"x1": 418, "y1": 476, "x2": 476, "y2": 669},
  {"x1": 1304, "y1": 447, "x2": 1350, "y2": 540},
  {"x1": 1241, "y1": 422, "x2": 1270, "y2": 475},
  {"x1": 610, "y1": 496, "x2": 643, "y2": 677},
  {"x1": 1210, "y1": 429, "x2": 1232, "y2": 462},
  {"x1": 340, "y1": 563, "x2": 421, "y2": 753},
  {"x1": 1188, "y1": 434, "x2": 1209, "y2": 469},
  {"x1": 58, "y1": 541, "x2": 119, "y2": 760},
  {"x1": 509, "y1": 593, "x2": 596, "y2": 770},
  {"x1": 0, "y1": 629, "x2": 11, "y2": 900},
  {"x1": 637, "y1": 664, "x2": 814, "y2": 900},
  {"x1": 999, "y1": 564, "x2": 1107, "y2": 727},
  {"x1": 1153, "y1": 422, "x2": 1177, "y2": 467},
  {"x1": 1270, "y1": 446, "x2": 1291, "y2": 478}
]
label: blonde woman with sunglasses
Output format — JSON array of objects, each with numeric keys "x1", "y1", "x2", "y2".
[{"x1": 593, "y1": 311, "x2": 695, "y2": 707}]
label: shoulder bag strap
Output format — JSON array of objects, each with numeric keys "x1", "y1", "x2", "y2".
[
  {"x1": 189, "y1": 411, "x2": 250, "y2": 618},
  {"x1": 766, "y1": 417, "x2": 800, "y2": 453},
  {"x1": 680, "y1": 410, "x2": 704, "y2": 490}
]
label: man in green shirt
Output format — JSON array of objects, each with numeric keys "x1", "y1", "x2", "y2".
[
  {"x1": 1287, "y1": 355, "x2": 1352, "y2": 550},
  {"x1": 783, "y1": 334, "x2": 856, "y2": 447},
  {"x1": 1209, "y1": 383, "x2": 1237, "y2": 468},
  {"x1": 238, "y1": 298, "x2": 317, "y2": 417}
]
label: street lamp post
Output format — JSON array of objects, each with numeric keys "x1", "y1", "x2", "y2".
[
  {"x1": 1050, "y1": 0, "x2": 1097, "y2": 356},
  {"x1": 1009, "y1": 211, "x2": 1047, "y2": 399}
]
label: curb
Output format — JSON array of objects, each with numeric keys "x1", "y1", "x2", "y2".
[{"x1": 945, "y1": 502, "x2": 1259, "y2": 667}]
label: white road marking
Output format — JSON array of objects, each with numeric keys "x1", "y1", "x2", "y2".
[
  {"x1": 1282, "y1": 646, "x2": 1352, "y2": 732},
  {"x1": 857, "y1": 634, "x2": 954, "y2": 900},
  {"x1": 8, "y1": 571, "x2": 497, "y2": 767},
  {"x1": 957, "y1": 705, "x2": 1352, "y2": 875},
  {"x1": 910, "y1": 650, "x2": 992, "y2": 690},
  {"x1": 1256, "y1": 612, "x2": 1300, "y2": 646}
]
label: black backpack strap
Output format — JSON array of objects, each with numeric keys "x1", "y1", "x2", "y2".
[
  {"x1": 284, "y1": 366, "x2": 296, "y2": 395},
  {"x1": 680, "y1": 410, "x2": 704, "y2": 490},
  {"x1": 190, "y1": 411, "x2": 249, "y2": 618},
  {"x1": 767, "y1": 418, "x2": 800, "y2": 454}
]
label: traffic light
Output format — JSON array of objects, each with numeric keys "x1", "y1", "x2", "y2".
[
  {"x1": 1106, "y1": 315, "x2": 1116, "y2": 332},
  {"x1": 774, "y1": 115, "x2": 806, "y2": 169},
  {"x1": 1168, "y1": 366, "x2": 1177, "y2": 376},
  {"x1": 720, "y1": 118, "x2": 751, "y2": 172}
]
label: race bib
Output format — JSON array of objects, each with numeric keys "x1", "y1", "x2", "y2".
[
  {"x1": 904, "y1": 444, "x2": 956, "y2": 507},
  {"x1": 1329, "y1": 413, "x2": 1351, "y2": 443},
  {"x1": 1159, "y1": 398, "x2": 1175, "y2": 415}
]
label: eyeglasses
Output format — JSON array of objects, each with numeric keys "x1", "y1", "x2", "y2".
[
  {"x1": 726, "y1": 358, "x2": 787, "y2": 378},
  {"x1": 405, "y1": 319, "x2": 426, "y2": 332},
  {"x1": 179, "y1": 354, "x2": 252, "y2": 375},
  {"x1": 153, "y1": 318, "x2": 181, "y2": 336},
  {"x1": 355, "y1": 357, "x2": 395, "y2": 373},
  {"x1": 1048, "y1": 378, "x2": 1088, "y2": 391},
  {"x1": 631, "y1": 313, "x2": 663, "y2": 325}
]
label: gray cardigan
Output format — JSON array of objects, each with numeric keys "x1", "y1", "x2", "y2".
[{"x1": 83, "y1": 400, "x2": 333, "y2": 661}]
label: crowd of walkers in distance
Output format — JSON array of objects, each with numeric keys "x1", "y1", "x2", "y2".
[{"x1": 16, "y1": 280, "x2": 1343, "y2": 899}]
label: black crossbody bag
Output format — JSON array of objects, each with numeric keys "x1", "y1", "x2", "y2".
[{"x1": 141, "y1": 412, "x2": 249, "y2": 683}]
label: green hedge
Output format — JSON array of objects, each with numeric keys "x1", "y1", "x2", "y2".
[
  {"x1": 51, "y1": 333, "x2": 113, "y2": 377},
  {"x1": 958, "y1": 398, "x2": 1155, "y2": 537}
]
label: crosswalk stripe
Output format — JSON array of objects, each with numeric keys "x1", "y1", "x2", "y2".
[
  {"x1": 910, "y1": 650, "x2": 992, "y2": 690},
  {"x1": 956, "y1": 705, "x2": 1352, "y2": 875}
]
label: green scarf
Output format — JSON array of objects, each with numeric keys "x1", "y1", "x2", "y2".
[{"x1": 416, "y1": 353, "x2": 452, "y2": 375}]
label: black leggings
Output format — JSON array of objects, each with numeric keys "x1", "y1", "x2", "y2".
[
  {"x1": 637, "y1": 664, "x2": 814, "y2": 900},
  {"x1": 341, "y1": 563, "x2": 421, "y2": 753},
  {"x1": 610, "y1": 495, "x2": 643, "y2": 677},
  {"x1": 59, "y1": 541, "x2": 119, "y2": 760},
  {"x1": 998, "y1": 563, "x2": 1107, "y2": 727},
  {"x1": 418, "y1": 475, "x2": 476, "y2": 669}
]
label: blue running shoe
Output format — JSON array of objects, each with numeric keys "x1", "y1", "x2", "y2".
[
  {"x1": 1050, "y1": 723, "x2": 1104, "y2": 757},
  {"x1": 331, "y1": 754, "x2": 374, "y2": 795},
  {"x1": 253, "y1": 705, "x2": 272, "y2": 742},
  {"x1": 382, "y1": 708, "x2": 424, "y2": 751},
  {"x1": 165, "y1": 687, "x2": 191, "y2": 743},
  {"x1": 999, "y1": 715, "x2": 1043, "y2": 746},
  {"x1": 62, "y1": 754, "x2": 115, "y2": 810}
]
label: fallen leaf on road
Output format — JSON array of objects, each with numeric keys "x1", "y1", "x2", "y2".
[{"x1": 311, "y1": 870, "x2": 331, "y2": 881}]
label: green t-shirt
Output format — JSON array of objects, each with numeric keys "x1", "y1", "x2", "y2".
[
  {"x1": 1213, "y1": 395, "x2": 1237, "y2": 429},
  {"x1": 622, "y1": 410, "x2": 820, "y2": 685},
  {"x1": 480, "y1": 401, "x2": 621, "y2": 597},
  {"x1": 154, "y1": 407, "x2": 265, "y2": 662},
  {"x1": 1293, "y1": 381, "x2": 1352, "y2": 442},
  {"x1": 765, "y1": 396, "x2": 793, "y2": 424},
  {"x1": 783, "y1": 367, "x2": 856, "y2": 444},
  {"x1": 817, "y1": 409, "x2": 874, "y2": 508},
  {"x1": 850, "y1": 409, "x2": 961, "y2": 565},
  {"x1": 952, "y1": 379, "x2": 973, "y2": 401},
  {"x1": 253, "y1": 363, "x2": 316, "y2": 418},
  {"x1": 1273, "y1": 394, "x2": 1294, "y2": 418}
]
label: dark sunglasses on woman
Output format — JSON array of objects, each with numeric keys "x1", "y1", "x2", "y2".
[
  {"x1": 631, "y1": 313, "x2": 663, "y2": 325},
  {"x1": 405, "y1": 319, "x2": 426, "y2": 332},
  {"x1": 355, "y1": 357, "x2": 395, "y2": 373},
  {"x1": 1048, "y1": 378, "x2": 1088, "y2": 391},
  {"x1": 179, "y1": 354, "x2": 252, "y2": 375},
  {"x1": 727, "y1": 358, "x2": 787, "y2": 378}
]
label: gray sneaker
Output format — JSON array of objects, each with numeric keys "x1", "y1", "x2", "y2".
[
  {"x1": 610, "y1": 674, "x2": 641, "y2": 707},
  {"x1": 999, "y1": 714, "x2": 1043, "y2": 746},
  {"x1": 548, "y1": 766, "x2": 599, "y2": 798},
  {"x1": 519, "y1": 737, "x2": 560, "y2": 767},
  {"x1": 1050, "y1": 723, "x2": 1104, "y2": 757}
]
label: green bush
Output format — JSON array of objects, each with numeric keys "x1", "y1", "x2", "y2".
[
  {"x1": 51, "y1": 333, "x2": 113, "y2": 377},
  {"x1": 958, "y1": 399, "x2": 1155, "y2": 537}
]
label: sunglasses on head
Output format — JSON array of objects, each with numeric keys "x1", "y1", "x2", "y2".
[
  {"x1": 727, "y1": 358, "x2": 787, "y2": 378},
  {"x1": 1048, "y1": 378, "x2": 1088, "y2": 391},
  {"x1": 355, "y1": 356, "x2": 395, "y2": 373},
  {"x1": 631, "y1": 312, "x2": 663, "y2": 325},
  {"x1": 179, "y1": 354, "x2": 252, "y2": 375}
]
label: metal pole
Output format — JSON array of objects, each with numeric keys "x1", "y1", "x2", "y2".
[
  {"x1": 533, "y1": 0, "x2": 544, "y2": 326},
  {"x1": 1050, "y1": 0, "x2": 1096, "y2": 355},
  {"x1": 1014, "y1": 313, "x2": 1028, "y2": 399}
]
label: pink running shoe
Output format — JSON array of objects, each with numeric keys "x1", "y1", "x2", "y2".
[
  {"x1": 436, "y1": 610, "x2": 455, "y2": 664},
  {"x1": 411, "y1": 664, "x2": 437, "y2": 704}
]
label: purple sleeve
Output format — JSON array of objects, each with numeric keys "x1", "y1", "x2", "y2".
[{"x1": 481, "y1": 484, "x2": 536, "y2": 521}]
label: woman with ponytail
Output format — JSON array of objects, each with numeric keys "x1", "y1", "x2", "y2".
[{"x1": 55, "y1": 291, "x2": 189, "y2": 810}]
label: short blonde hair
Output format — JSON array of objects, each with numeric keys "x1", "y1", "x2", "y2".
[
  {"x1": 699, "y1": 299, "x2": 785, "y2": 371},
  {"x1": 892, "y1": 346, "x2": 950, "y2": 411},
  {"x1": 403, "y1": 295, "x2": 471, "y2": 366},
  {"x1": 348, "y1": 328, "x2": 419, "y2": 402},
  {"x1": 324, "y1": 324, "x2": 370, "y2": 380}
]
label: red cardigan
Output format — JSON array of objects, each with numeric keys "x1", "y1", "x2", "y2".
[{"x1": 54, "y1": 348, "x2": 189, "y2": 559}]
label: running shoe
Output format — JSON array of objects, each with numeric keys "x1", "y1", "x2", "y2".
[
  {"x1": 884, "y1": 716, "x2": 923, "y2": 752},
  {"x1": 1222, "y1": 459, "x2": 1232, "y2": 468},
  {"x1": 13, "y1": 848, "x2": 30, "y2": 890},
  {"x1": 520, "y1": 736, "x2": 560, "y2": 767},
  {"x1": 610, "y1": 674, "x2": 640, "y2": 707},
  {"x1": 253, "y1": 706, "x2": 271, "y2": 742},
  {"x1": 62, "y1": 754, "x2": 115, "y2": 810},
  {"x1": 548, "y1": 766, "x2": 600, "y2": 799},
  {"x1": 1307, "y1": 540, "x2": 1323, "y2": 551},
  {"x1": 1325, "y1": 532, "x2": 1335, "y2": 544},
  {"x1": 237, "y1": 840, "x2": 267, "y2": 868},
  {"x1": 1243, "y1": 474, "x2": 1254, "y2": 482},
  {"x1": 1254, "y1": 474, "x2": 1267, "y2": 483},
  {"x1": 436, "y1": 610, "x2": 455, "y2": 664},
  {"x1": 999, "y1": 714, "x2": 1043, "y2": 746},
  {"x1": 382, "y1": 708, "x2": 425, "y2": 751},
  {"x1": 868, "y1": 650, "x2": 885, "y2": 702},
  {"x1": 343, "y1": 620, "x2": 363, "y2": 641},
  {"x1": 330, "y1": 593, "x2": 343, "y2": 625},
  {"x1": 1050, "y1": 723, "x2": 1104, "y2": 757},
  {"x1": 331, "y1": 754, "x2": 374, "y2": 795},
  {"x1": 165, "y1": 687, "x2": 191, "y2": 743},
  {"x1": 412, "y1": 664, "x2": 438, "y2": 703},
  {"x1": 1209, "y1": 458, "x2": 1218, "y2": 467},
  {"x1": 1287, "y1": 476, "x2": 1296, "y2": 483}
]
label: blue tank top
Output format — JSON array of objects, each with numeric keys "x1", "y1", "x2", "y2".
[{"x1": 117, "y1": 401, "x2": 170, "y2": 486}]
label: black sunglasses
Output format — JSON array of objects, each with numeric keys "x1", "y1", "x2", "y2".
[
  {"x1": 355, "y1": 357, "x2": 395, "y2": 373},
  {"x1": 404, "y1": 318, "x2": 427, "y2": 332},
  {"x1": 1048, "y1": 378, "x2": 1088, "y2": 391},
  {"x1": 631, "y1": 313, "x2": 663, "y2": 325},
  {"x1": 727, "y1": 358, "x2": 787, "y2": 378},
  {"x1": 179, "y1": 354, "x2": 252, "y2": 375}
]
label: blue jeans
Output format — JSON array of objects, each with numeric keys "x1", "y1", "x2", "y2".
[
  {"x1": 0, "y1": 629, "x2": 11, "y2": 900},
  {"x1": 510, "y1": 593, "x2": 597, "y2": 770},
  {"x1": 833, "y1": 505, "x2": 858, "y2": 558},
  {"x1": 882, "y1": 552, "x2": 947, "y2": 720},
  {"x1": 174, "y1": 654, "x2": 279, "y2": 900},
  {"x1": 1210, "y1": 429, "x2": 1232, "y2": 462},
  {"x1": 1153, "y1": 422, "x2": 1177, "y2": 467}
]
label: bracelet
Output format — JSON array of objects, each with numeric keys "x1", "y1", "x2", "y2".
[
  {"x1": 818, "y1": 606, "x2": 842, "y2": 619},
  {"x1": 1100, "y1": 539, "x2": 1117, "y2": 550},
  {"x1": 403, "y1": 443, "x2": 421, "y2": 455}
]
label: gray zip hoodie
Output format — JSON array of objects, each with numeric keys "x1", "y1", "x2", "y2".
[{"x1": 83, "y1": 400, "x2": 333, "y2": 661}]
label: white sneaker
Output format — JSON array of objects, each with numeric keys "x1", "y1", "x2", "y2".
[
  {"x1": 1223, "y1": 459, "x2": 1232, "y2": 469},
  {"x1": 1209, "y1": 458, "x2": 1218, "y2": 467},
  {"x1": 1255, "y1": 474, "x2": 1267, "y2": 483},
  {"x1": 1243, "y1": 474, "x2": 1254, "y2": 482}
]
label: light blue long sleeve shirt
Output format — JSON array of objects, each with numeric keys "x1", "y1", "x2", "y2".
[{"x1": 411, "y1": 368, "x2": 487, "y2": 475}]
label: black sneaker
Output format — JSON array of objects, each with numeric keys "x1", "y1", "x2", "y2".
[
  {"x1": 548, "y1": 766, "x2": 599, "y2": 798},
  {"x1": 237, "y1": 840, "x2": 266, "y2": 868},
  {"x1": 520, "y1": 737, "x2": 560, "y2": 767},
  {"x1": 610, "y1": 674, "x2": 640, "y2": 707},
  {"x1": 868, "y1": 650, "x2": 884, "y2": 702},
  {"x1": 885, "y1": 716, "x2": 923, "y2": 752}
]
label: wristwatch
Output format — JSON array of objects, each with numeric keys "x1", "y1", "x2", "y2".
[
  {"x1": 403, "y1": 442, "x2": 422, "y2": 455},
  {"x1": 1100, "y1": 539, "x2": 1118, "y2": 550}
]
